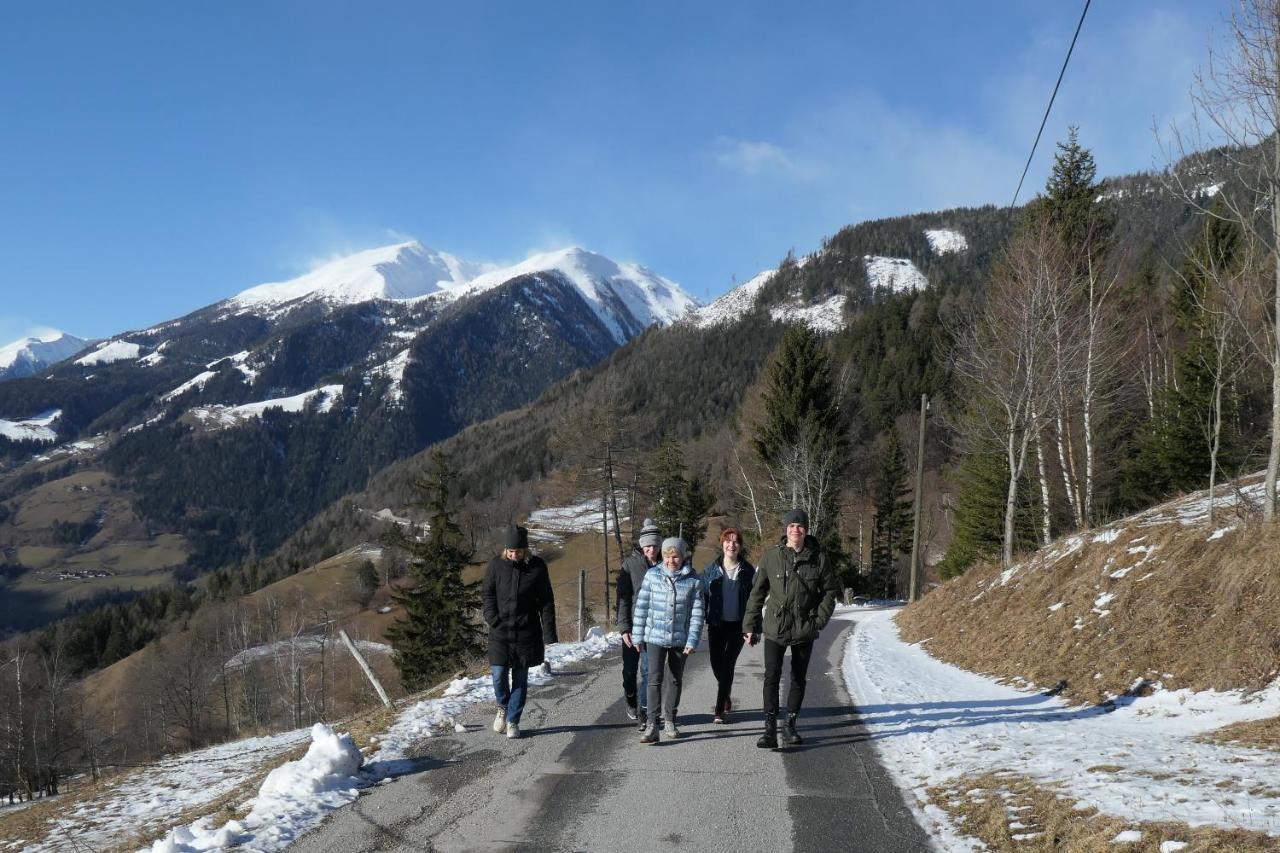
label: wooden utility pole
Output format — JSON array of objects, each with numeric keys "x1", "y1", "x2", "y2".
[
  {"x1": 339, "y1": 629, "x2": 393, "y2": 709},
  {"x1": 602, "y1": 489, "x2": 611, "y2": 616},
  {"x1": 578, "y1": 570, "x2": 587, "y2": 642},
  {"x1": 909, "y1": 393, "x2": 928, "y2": 603}
]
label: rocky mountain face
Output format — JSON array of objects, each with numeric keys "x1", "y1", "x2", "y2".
[{"x1": 0, "y1": 332, "x2": 91, "y2": 382}]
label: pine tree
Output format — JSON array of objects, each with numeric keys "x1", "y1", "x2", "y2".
[
  {"x1": 869, "y1": 429, "x2": 912, "y2": 598},
  {"x1": 751, "y1": 325, "x2": 846, "y2": 534},
  {"x1": 647, "y1": 437, "x2": 715, "y2": 552},
  {"x1": 1041, "y1": 126, "x2": 1113, "y2": 260},
  {"x1": 1121, "y1": 213, "x2": 1245, "y2": 505},
  {"x1": 385, "y1": 451, "x2": 483, "y2": 693},
  {"x1": 938, "y1": 449, "x2": 1039, "y2": 579}
]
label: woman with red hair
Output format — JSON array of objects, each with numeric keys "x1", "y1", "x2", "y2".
[{"x1": 700, "y1": 528, "x2": 756, "y2": 723}]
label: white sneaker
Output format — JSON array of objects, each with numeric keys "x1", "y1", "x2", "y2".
[
  {"x1": 493, "y1": 710, "x2": 507, "y2": 734},
  {"x1": 506, "y1": 722, "x2": 521, "y2": 739},
  {"x1": 663, "y1": 721, "x2": 681, "y2": 739}
]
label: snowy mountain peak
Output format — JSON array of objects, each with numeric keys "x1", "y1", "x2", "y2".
[
  {"x1": 0, "y1": 331, "x2": 90, "y2": 380},
  {"x1": 229, "y1": 241, "x2": 490, "y2": 311},
  {"x1": 460, "y1": 246, "x2": 699, "y2": 343}
]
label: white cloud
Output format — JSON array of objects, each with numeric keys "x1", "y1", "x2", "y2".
[{"x1": 713, "y1": 137, "x2": 806, "y2": 177}]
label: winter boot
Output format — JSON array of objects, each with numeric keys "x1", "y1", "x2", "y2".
[
  {"x1": 636, "y1": 708, "x2": 648, "y2": 732},
  {"x1": 640, "y1": 725, "x2": 659, "y2": 745},
  {"x1": 756, "y1": 713, "x2": 778, "y2": 749},
  {"x1": 781, "y1": 713, "x2": 803, "y2": 747}
]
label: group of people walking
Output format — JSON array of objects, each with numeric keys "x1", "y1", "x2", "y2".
[{"x1": 480, "y1": 509, "x2": 842, "y2": 749}]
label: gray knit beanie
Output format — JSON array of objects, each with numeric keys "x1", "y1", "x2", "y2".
[
  {"x1": 638, "y1": 518, "x2": 662, "y2": 548},
  {"x1": 660, "y1": 537, "x2": 687, "y2": 558}
]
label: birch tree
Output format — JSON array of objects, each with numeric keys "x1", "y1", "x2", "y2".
[
  {"x1": 1166, "y1": 0, "x2": 1280, "y2": 521},
  {"x1": 952, "y1": 221, "x2": 1068, "y2": 565}
]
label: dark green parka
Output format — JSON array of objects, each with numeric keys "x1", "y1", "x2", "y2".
[{"x1": 743, "y1": 535, "x2": 840, "y2": 645}]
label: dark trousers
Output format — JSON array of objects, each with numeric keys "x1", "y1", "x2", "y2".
[
  {"x1": 762, "y1": 638, "x2": 814, "y2": 717},
  {"x1": 707, "y1": 621, "x2": 745, "y2": 713},
  {"x1": 621, "y1": 642, "x2": 650, "y2": 710},
  {"x1": 645, "y1": 644, "x2": 687, "y2": 725}
]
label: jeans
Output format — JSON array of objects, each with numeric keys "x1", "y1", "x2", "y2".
[
  {"x1": 645, "y1": 644, "x2": 687, "y2": 726},
  {"x1": 762, "y1": 639, "x2": 814, "y2": 717},
  {"x1": 491, "y1": 665, "x2": 529, "y2": 724},
  {"x1": 707, "y1": 621, "x2": 745, "y2": 713},
  {"x1": 621, "y1": 642, "x2": 650, "y2": 711}
]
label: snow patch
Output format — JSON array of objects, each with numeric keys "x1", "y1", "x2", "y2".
[
  {"x1": 75, "y1": 340, "x2": 141, "y2": 366},
  {"x1": 865, "y1": 256, "x2": 928, "y2": 292},
  {"x1": 689, "y1": 268, "x2": 776, "y2": 328},
  {"x1": 0, "y1": 409, "x2": 60, "y2": 442},
  {"x1": 189, "y1": 385, "x2": 343, "y2": 429},
  {"x1": 924, "y1": 228, "x2": 968, "y2": 254},
  {"x1": 769, "y1": 292, "x2": 847, "y2": 333},
  {"x1": 160, "y1": 371, "x2": 217, "y2": 402}
]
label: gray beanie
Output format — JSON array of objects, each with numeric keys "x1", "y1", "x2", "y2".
[
  {"x1": 782, "y1": 508, "x2": 810, "y2": 528},
  {"x1": 661, "y1": 537, "x2": 687, "y2": 557},
  {"x1": 638, "y1": 518, "x2": 662, "y2": 548}
]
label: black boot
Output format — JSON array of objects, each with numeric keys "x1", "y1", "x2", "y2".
[
  {"x1": 637, "y1": 709, "x2": 647, "y2": 732},
  {"x1": 781, "y1": 713, "x2": 803, "y2": 746},
  {"x1": 756, "y1": 713, "x2": 778, "y2": 749}
]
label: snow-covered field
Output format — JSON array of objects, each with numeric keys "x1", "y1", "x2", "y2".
[
  {"x1": 924, "y1": 228, "x2": 968, "y2": 254},
  {"x1": 769, "y1": 292, "x2": 847, "y2": 333},
  {"x1": 864, "y1": 255, "x2": 928, "y2": 292},
  {"x1": 126, "y1": 629, "x2": 616, "y2": 853},
  {"x1": 189, "y1": 385, "x2": 343, "y2": 429},
  {"x1": 0, "y1": 408, "x2": 60, "y2": 442},
  {"x1": 841, "y1": 606, "x2": 1280, "y2": 850},
  {"x1": 75, "y1": 340, "x2": 141, "y2": 366}
]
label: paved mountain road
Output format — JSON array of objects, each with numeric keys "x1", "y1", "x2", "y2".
[{"x1": 291, "y1": 614, "x2": 930, "y2": 852}]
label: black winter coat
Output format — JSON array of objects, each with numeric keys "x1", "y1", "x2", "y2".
[
  {"x1": 615, "y1": 548, "x2": 656, "y2": 632},
  {"x1": 482, "y1": 554, "x2": 558, "y2": 668},
  {"x1": 744, "y1": 535, "x2": 839, "y2": 645}
]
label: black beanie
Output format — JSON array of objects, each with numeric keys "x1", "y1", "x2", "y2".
[
  {"x1": 782, "y1": 508, "x2": 809, "y2": 528},
  {"x1": 503, "y1": 525, "x2": 529, "y2": 550}
]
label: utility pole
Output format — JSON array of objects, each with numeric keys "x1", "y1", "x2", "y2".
[
  {"x1": 578, "y1": 570, "x2": 587, "y2": 642},
  {"x1": 601, "y1": 488, "x2": 611, "y2": 616},
  {"x1": 909, "y1": 393, "x2": 928, "y2": 603}
]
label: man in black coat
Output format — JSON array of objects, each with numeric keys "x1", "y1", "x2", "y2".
[
  {"x1": 616, "y1": 518, "x2": 662, "y2": 729},
  {"x1": 483, "y1": 525, "x2": 557, "y2": 740},
  {"x1": 742, "y1": 509, "x2": 841, "y2": 749}
]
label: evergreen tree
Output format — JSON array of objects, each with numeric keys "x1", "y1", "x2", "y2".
[
  {"x1": 751, "y1": 325, "x2": 846, "y2": 534},
  {"x1": 869, "y1": 429, "x2": 912, "y2": 598},
  {"x1": 937, "y1": 449, "x2": 1039, "y2": 579},
  {"x1": 1121, "y1": 213, "x2": 1245, "y2": 506},
  {"x1": 385, "y1": 451, "x2": 483, "y2": 693},
  {"x1": 1041, "y1": 126, "x2": 1113, "y2": 261},
  {"x1": 647, "y1": 437, "x2": 715, "y2": 553}
]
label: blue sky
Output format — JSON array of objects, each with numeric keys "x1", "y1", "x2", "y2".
[{"x1": 0, "y1": 1, "x2": 1227, "y2": 342}]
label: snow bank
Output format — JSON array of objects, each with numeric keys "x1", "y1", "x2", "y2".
[
  {"x1": 147, "y1": 724, "x2": 363, "y2": 852},
  {"x1": 840, "y1": 607, "x2": 1280, "y2": 846}
]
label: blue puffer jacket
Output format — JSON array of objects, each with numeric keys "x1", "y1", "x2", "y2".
[{"x1": 632, "y1": 564, "x2": 705, "y2": 650}]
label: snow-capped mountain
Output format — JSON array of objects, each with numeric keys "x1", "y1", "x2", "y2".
[
  {"x1": 225, "y1": 242, "x2": 698, "y2": 346},
  {"x1": 0, "y1": 331, "x2": 90, "y2": 381},
  {"x1": 460, "y1": 247, "x2": 697, "y2": 344},
  {"x1": 229, "y1": 241, "x2": 491, "y2": 313}
]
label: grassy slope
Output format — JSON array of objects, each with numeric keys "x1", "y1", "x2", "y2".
[{"x1": 899, "y1": 472, "x2": 1280, "y2": 706}]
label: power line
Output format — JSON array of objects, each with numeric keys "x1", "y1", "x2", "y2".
[{"x1": 1011, "y1": 0, "x2": 1093, "y2": 208}]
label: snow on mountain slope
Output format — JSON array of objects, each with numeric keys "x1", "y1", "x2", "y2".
[
  {"x1": 924, "y1": 228, "x2": 968, "y2": 254},
  {"x1": 459, "y1": 247, "x2": 698, "y2": 344},
  {"x1": 865, "y1": 256, "x2": 928, "y2": 292},
  {"x1": 75, "y1": 340, "x2": 142, "y2": 366},
  {"x1": 229, "y1": 242, "x2": 489, "y2": 312},
  {"x1": 690, "y1": 268, "x2": 776, "y2": 328},
  {"x1": 189, "y1": 385, "x2": 343, "y2": 429},
  {"x1": 0, "y1": 409, "x2": 60, "y2": 442},
  {"x1": 0, "y1": 331, "x2": 88, "y2": 377},
  {"x1": 770, "y1": 293, "x2": 847, "y2": 333}
]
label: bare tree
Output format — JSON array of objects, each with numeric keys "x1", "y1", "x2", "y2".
[
  {"x1": 952, "y1": 221, "x2": 1069, "y2": 564},
  {"x1": 1165, "y1": 0, "x2": 1280, "y2": 520}
]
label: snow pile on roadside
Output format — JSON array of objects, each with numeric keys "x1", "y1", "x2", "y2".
[
  {"x1": 15, "y1": 730, "x2": 310, "y2": 853},
  {"x1": 368, "y1": 627, "x2": 617, "y2": 768},
  {"x1": 148, "y1": 724, "x2": 363, "y2": 853},
  {"x1": 841, "y1": 607, "x2": 1280, "y2": 848}
]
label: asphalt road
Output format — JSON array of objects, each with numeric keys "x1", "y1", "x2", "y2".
[{"x1": 291, "y1": 613, "x2": 931, "y2": 852}]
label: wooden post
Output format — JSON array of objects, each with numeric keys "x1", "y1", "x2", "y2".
[
  {"x1": 294, "y1": 666, "x2": 302, "y2": 728},
  {"x1": 909, "y1": 393, "x2": 928, "y2": 603},
  {"x1": 339, "y1": 629, "x2": 393, "y2": 709},
  {"x1": 602, "y1": 488, "x2": 611, "y2": 616},
  {"x1": 578, "y1": 569, "x2": 587, "y2": 642}
]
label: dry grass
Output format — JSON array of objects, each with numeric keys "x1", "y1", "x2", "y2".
[
  {"x1": 929, "y1": 772, "x2": 1279, "y2": 851},
  {"x1": 1198, "y1": 716, "x2": 1280, "y2": 752},
  {"x1": 900, "y1": 505, "x2": 1280, "y2": 705}
]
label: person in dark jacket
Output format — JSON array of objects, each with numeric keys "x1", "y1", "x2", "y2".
[
  {"x1": 700, "y1": 527, "x2": 755, "y2": 723},
  {"x1": 742, "y1": 509, "x2": 840, "y2": 749},
  {"x1": 617, "y1": 518, "x2": 662, "y2": 729},
  {"x1": 482, "y1": 525, "x2": 557, "y2": 740}
]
